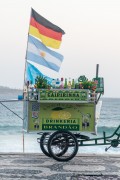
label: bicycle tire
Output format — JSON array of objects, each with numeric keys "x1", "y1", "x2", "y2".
[{"x1": 48, "y1": 130, "x2": 78, "y2": 162}]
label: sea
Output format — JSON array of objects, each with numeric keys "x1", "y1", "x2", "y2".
[{"x1": 0, "y1": 87, "x2": 120, "y2": 155}]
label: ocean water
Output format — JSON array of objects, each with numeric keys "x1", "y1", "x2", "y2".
[{"x1": 0, "y1": 88, "x2": 120, "y2": 154}]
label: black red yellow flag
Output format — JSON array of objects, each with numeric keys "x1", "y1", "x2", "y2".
[{"x1": 29, "y1": 8, "x2": 65, "y2": 49}]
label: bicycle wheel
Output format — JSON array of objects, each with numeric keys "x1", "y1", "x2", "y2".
[
  {"x1": 48, "y1": 130, "x2": 78, "y2": 162},
  {"x1": 40, "y1": 133, "x2": 51, "y2": 157},
  {"x1": 40, "y1": 132, "x2": 68, "y2": 157},
  {"x1": 50, "y1": 132, "x2": 69, "y2": 157}
]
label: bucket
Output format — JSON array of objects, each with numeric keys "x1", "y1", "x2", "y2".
[{"x1": 18, "y1": 95, "x2": 23, "y2": 100}]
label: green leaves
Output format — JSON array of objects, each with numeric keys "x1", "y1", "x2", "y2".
[
  {"x1": 80, "y1": 81, "x2": 97, "y2": 91},
  {"x1": 35, "y1": 75, "x2": 48, "y2": 89},
  {"x1": 78, "y1": 75, "x2": 88, "y2": 82}
]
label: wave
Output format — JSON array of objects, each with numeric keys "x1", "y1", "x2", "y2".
[
  {"x1": 0, "y1": 124, "x2": 22, "y2": 128},
  {"x1": 0, "y1": 125, "x2": 22, "y2": 133},
  {"x1": 97, "y1": 126, "x2": 120, "y2": 136}
]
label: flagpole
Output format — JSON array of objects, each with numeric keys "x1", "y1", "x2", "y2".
[
  {"x1": 23, "y1": 7, "x2": 32, "y2": 86},
  {"x1": 22, "y1": 7, "x2": 32, "y2": 153}
]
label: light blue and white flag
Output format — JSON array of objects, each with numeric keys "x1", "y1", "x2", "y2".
[
  {"x1": 26, "y1": 62, "x2": 53, "y2": 85},
  {"x1": 26, "y1": 35, "x2": 64, "y2": 72}
]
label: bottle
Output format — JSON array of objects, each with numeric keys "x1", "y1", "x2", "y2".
[
  {"x1": 51, "y1": 79, "x2": 56, "y2": 89},
  {"x1": 64, "y1": 78, "x2": 67, "y2": 89},
  {"x1": 55, "y1": 78, "x2": 60, "y2": 88},
  {"x1": 68, "y1": 78, "x2": 71, "y2": 89},
  {"x1": 27, "y1": 81, "x2": 29, "y2": 88},
  {"x1": 28, "y1": 81, "x2": 34, "y2": 99},
  {"x1": 75, "y1": 79, "x2": 79, "y2": 89},
  {"x1": 71, "y1": 79, "x2": 75, "y2": 89},
  {"x1": 60, "y1": 77, "x2": 64, "y2": 89}
]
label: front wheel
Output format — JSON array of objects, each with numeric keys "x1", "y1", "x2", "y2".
[{"x1": 48, "y1": 130, "x2": 78, "y2": 162}]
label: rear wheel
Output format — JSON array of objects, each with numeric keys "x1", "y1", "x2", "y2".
[
  {"x1": 40, "y1": 133, "x2": 51, "y2": 157},
  {"x1": 48, "y1": 130, "x2": 78, "y2": 162},
  {"x1": 40, "y1": 132, "x2": 68, "y2": 157}
]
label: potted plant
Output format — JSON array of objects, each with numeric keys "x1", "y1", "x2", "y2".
[
  {"x1": 80, "y1": 80, "x2": 97, "y2": 91},
  {"x1": 35, "y1": 75, "x2": 50, "y2": 89}
]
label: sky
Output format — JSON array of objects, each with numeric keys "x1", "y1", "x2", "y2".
[{"x1": 0, "y1": 0, "x2": 120, "y2": 98}]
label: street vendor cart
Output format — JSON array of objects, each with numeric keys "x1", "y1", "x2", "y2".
[{"x1": 23, "y1": 64, "x2": 120, "y2": 161}]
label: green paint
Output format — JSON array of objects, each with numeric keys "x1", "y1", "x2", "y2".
[
  {"x1": 42, "y1": 124, "x2": 79, "y2": 131},
  {"x1": 26, "y1": 102, "x2": 95, "y2": 133},
  {"x1": 39, "y1": 89, "x2": 89, "y2": 101},
  {"x1": 43, "y1": 119, "x2": 78, "y2": 124},
  {"x1": 93, "y1": 77, "x2": 104, "y2": 93}
]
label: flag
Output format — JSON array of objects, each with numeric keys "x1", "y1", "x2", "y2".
[
  {"x1": 26, "y1": 35, "x2": 64, "y2": 72},
  {"x1": 26, "y1": 62, "x2": 53, "y2": 85},
  {"x1": 29, "y1": 8, "x2": 65, "y2": 49}
]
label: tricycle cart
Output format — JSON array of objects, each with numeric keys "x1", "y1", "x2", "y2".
[{"x1": 23, "y1": 65, "x2": 120, "y2": 161}]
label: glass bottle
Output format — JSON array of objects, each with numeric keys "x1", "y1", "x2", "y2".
[
  {"x1": 71, "y1": 79, "x2": 75, "y2": 89},
  {"x1": 60, "y1": 77, "x2": 64, "y2": 89},
  {"x1": 55, "y1": 78, "x2": 60, "y2": 88},
  {"x1": 51, "y1": 79, "x2": 56, "y2": 89},
  {"x1": 68, "y1": 78, "x2": 71, "y2": 89},
  {"x1": 64, "y1": 78, "x2": 67, "y2": 89}
]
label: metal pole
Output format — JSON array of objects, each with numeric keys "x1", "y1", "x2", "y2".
[
  {"x1": 22, "y1": 8, "x2": 32, "y2": 154},
  {"x1": 22, "y1": 129, "x2": 25, "y2": 153},
  {"x1": 96, "y1": 64, "x2": 99, "y2": 78}
]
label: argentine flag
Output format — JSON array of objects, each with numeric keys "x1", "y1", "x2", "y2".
[
  {"x1": 26, "y1": 62, "x2": 53, "y2": 85},
  {"x1": 26, "y1": 35, "x2": 64, "y2": 72}
]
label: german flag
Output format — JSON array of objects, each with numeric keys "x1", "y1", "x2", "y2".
[{"x1": 29, "y1": 8, "x2": 65, "y2": 49}]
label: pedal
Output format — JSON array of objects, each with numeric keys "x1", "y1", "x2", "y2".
[
  {"x1": 105, "y1": 139, "x2": 119, "y2": 152},
  {"x1": 105, "y1": 145, "x2": 111, "y2": 152}
]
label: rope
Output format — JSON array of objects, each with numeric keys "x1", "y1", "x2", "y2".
[
  {"x1": 0, "y1": 101, "x2": 23, "y2": 120},
  {"x1": 0, "y1": 99, "x2": 26, "y2": 153}
]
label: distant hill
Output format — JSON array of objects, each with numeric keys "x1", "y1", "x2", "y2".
[{"x1": 0, "y1": 86, "x2": 22, "y2": 93}]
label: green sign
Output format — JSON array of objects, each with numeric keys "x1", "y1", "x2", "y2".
[
  {"x1": 93, "y1": 77, "x2": 104, "y2": 93},
  {"x1": 42, "y1": 124, "x2": 80, "y2": 131},
  {"x1": 39, "y1": 89, "x2": 89, "y2": 101},
  {"x1": 26, "y1": 101, "x2": 96, "y2": 133},
  {"x1": 42, "y1": 118, "x2": 79, "y2": 130}
]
